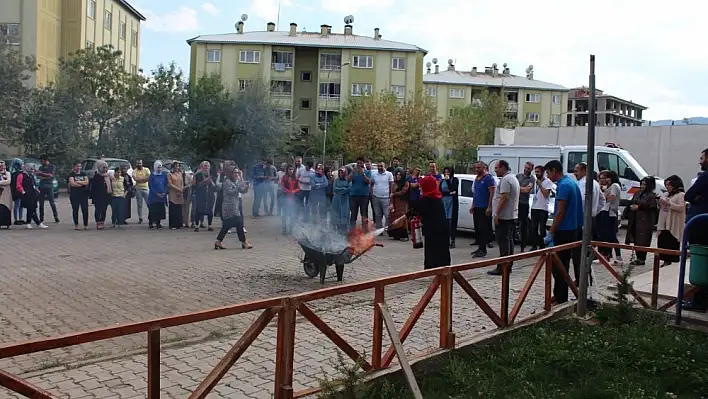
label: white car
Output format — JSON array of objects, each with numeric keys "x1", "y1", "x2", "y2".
[{"x1": 455, "y1": 173, "x2": 556, "y2": 233}]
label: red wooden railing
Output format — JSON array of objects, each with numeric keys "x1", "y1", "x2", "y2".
[{"x1": 0, "y1": 241, "x2": 684, "y2": 399}]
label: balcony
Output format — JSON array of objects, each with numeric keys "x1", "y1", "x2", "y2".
[
  {"x1": 317, "y1": 95, "x2": 341, "y2": 110},
  {"x1": 506, "y1": 102, "x2": 518, "y2": 112}
]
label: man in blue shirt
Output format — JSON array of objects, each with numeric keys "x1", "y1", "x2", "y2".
[
  {"x1": 684, "y1": 149, "x2": 708, "y2": 312},
  {"x1": 545, "y1": 160, "x2": 583, "y2": 304},
  {"x1": 348, "y1": 157, "x2": 371, "y2": 227},
  {"x1": 471, "y1": 161, "x2": 496, "y2": 258}
]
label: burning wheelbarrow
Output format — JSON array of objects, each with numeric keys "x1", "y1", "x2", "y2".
[{"x1": 298, "y1": 240, "x2": 383, "y2": 284}]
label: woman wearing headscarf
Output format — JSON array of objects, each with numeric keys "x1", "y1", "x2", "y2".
[
  {"x1": 121, "y1": 164, "x2": 135, "y2": 221},
  {"x1": 110, "y1": 167, "x2": 127, "y2": 228},
  {"x1": 215, "y1": 165, "x2": 252, "y2": 250},
  {"x1": 90, "y1": 160, "x2": 112, "y2": 229},
  {"x1": 193, "y1": 160, "x2": 216, "y2": 232},
  {"x1": 147, "y1": 161, "x2": 168, "y2": 229},
  {"x1": 167, "y1": 161, "x2": 185, "y2": 229},
  {"x1": 0, "y1": 160, "x2": 12, "y2": 228},
  {"x1": 280, "y1": 165, "x2": 299, "y2": 235},
  {"x1": 331, "y1": 167, "x2": 351, "y2": 234},
  {"x1": 388, "y1": 168, "x2": 409, "y2": 241},
  {"x1": 626, "y1": 176, "x2": 658, "y2": 266},
  {"x1": 440, "y1": 166, "x2": 459, "y2": 248},
  {"x1": 411, "y1": 175, "x2": 451, "y2": 269},
  {"x1": 16, "y1": 163, "x2": 45, "y2": 229},
  {"x1": 657, "y1": 175, "x2": 685, "y2": 267},
  {"x1": 9, "y1": 158, "x2": 24, "y2": 224}
]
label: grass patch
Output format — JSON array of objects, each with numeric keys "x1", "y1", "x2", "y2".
[{"x1": 322, "y1": 314, "x2": 708, "y2": 398}]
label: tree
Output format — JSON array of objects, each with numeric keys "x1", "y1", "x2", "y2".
[
  {"x1": 441, "y1": 90, "x2": 509, "y2": 159},
  {"x1": 0, "y1": 41, "x2": 36, "y2": 144},
  {"x1": 397, "y1": 90, "x2": 440, "y2": 164},
  {"x1": 340, "y1": 92, "x2": 405, "y2": 162},
  {"x1": 58, "y1": 45, "x2": 133, "y2": 152}
]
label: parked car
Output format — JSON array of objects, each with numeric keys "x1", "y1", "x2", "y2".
[
  {"x1": 5, "y1": 157, "x2": 59, "y2": 198},
  {"x1": 160, "y1": 160, "x2": 193, "y2": 179},
  {"x1": 81, "y1": 158, "x2": 133, "y2": 179}
]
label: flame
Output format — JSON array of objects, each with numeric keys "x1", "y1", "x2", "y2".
[{"x1": 347, "y1": 219, "x2": 376, "y2": 255}]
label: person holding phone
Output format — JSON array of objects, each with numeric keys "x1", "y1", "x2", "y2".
[{"x1": 348, "y1": 157, "x2": 371, "y2": 227}]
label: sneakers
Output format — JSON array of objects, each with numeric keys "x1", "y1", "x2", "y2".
[
  {"x1": 38, "y1": 223, "x2": 48, "y2": 229},
  {"x1": 26, "y1": 224, "x2": 32, "y2": 229}
]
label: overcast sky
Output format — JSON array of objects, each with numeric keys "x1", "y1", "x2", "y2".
[{"x1": 130, "y1": 0, "x2": 706, "y2": 121}]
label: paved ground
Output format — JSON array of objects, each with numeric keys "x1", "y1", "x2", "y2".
[{"x1": 0, "y1": 196, "x2": 657, "y2": 398}]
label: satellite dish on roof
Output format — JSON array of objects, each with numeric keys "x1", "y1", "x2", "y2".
[
  {"x1": 344, "y1": 15, "x2": 354, "y2": 24},
  {"x1": 503, "y1": 62, "x2": 508, "y2": 68},
  {"x1": 240, "y1": 14, "x2": 248, "y2": 22},
  {"x1": 432, "y1": 58, "x2": 438, "y2": 64},
  {"x1": 492, "y1": 62, "x2": 497, "y2": 69},
  {"x1": 426, "y1": 62, "x2": 432, "y2": 67},
  {"x1": 447, "y1": 58, "x2": 454, "y2": 65}
]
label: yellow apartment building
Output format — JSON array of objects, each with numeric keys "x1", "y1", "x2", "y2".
[
  {"x1": 0, "y1": 0, "x2": 145, "y2": 86},
  {"x1": 423, "y1": 61, "x2": 569, "y2": 128},
  {"x1": 187, "y1": 20, "x2": 427, "y2": 136}
]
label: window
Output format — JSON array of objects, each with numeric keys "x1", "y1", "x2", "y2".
[
  {"x1": 598, "y1": 153, "x2": 634, "y2": 180},
  {"x1": 525, "y1": 93, "x2": 540, "y2": 103},
  {"x1": 272, "y1": 51, "x2": 293, "y2": 69},
  {"x1": 351, "y1": 83, "x2": 373, "y2": 96},
  {"x1": 87, "y1": 0, "x2": 96, "y2": 18},
  {"x1": 392, "y1": 57, "x2": 406, "y2": 70},
  {"x1": 550, "y1": 114, "x2": 561, "y2": 126},
  {"x1": 352, "y1": 55, "x2": 373, "y2": 68},
  {"x1": 566, "y1": 152, "x2": 587, "y2": 173},
  {"x1": 552, "y1": 94, "x2": 561, "y2": 104},
  {"x1": 275, "y1": 109, "x2": 291, "y2": 119},
  {"x1": 301, "y1": 71, "x2": 312, "y2": 82},
  {"x1": 526, "y1": 112, "x2": 539, "y2": 122},
  {"x1": 300, "y1": 126, "x2": 310, "y2": 136},
  {"x1": 319, "y1": 82, "x2": 341, "y2": 98},
  {"x1": 206, "y1": 49, "x2": 221, "y2": 63},
  {"x1": 86, "y1": 40, "x2": 94, "y2": 49},
  {"x1": 119, "y1": 58, "x2": 124, "y2": 67},
  {"x1": 390, "y1": 85, "x2": 405, "y2": 98},
  {"x1": 240, "y1": 50, "x2": 261, "y2": 63},
  {"x1": 320, "y1": 53, "x2": 342, "y2": 70},
  {"x1": 460, "y1": 179, "x2": 474, "y2": 198},
  {"x1": 131, "y1": 64, "x2": 137, "y2": 74},
  {"x1": 119, "y1": 22, "x2": 126, "y2": 39},
  {"x1": 449, "y1": 88, "x2": 464, "y2": 98},
  {"x1": 0, "y1": 23, "x2": 21, "y2": 46},
  {"x1": 426, "y1": 86, "x2": 437, "y2": 97},
  {"x1": 238, "y1": 79, "x2": 251, "y2": 91},
  {"x1": 270, "y1": 80, "x2": 293, "y2": 96},
  {"x1": 131, "y1": 30, "x2": 138, "y2": 47},
  {"x1": 104, "y1": 10, "x2": 112, "y2": 30},
  {"x1": 300, "y1": 99, "x2": 311, "y2": 109},
  {"x1": 318, "y1": 111, "x2": 339, "y2": 129}
]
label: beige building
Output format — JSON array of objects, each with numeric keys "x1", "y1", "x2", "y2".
[
  {"x1": 187, "y1": 21, "x2": 426, "y2": 136},
  {"x1": 567, "y1": 86, "x2": 646, "y2": 127},
  {"x1": 423, "y1": 61, "x2": 569, "y2": 128},
  {"x1": 0, "y1": 0, "x2": 145, "y2": 86}
]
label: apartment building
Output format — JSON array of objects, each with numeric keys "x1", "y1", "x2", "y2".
[
  {"x1": 567, "y1": 87, "x2": 646, "y2": 127},
  {"x1": 0, "y1": 0, "x2": 145, "y2": 86},
  {"x1": 187, "y1": 21, "x2": 426, "y2": 135},
  {"x1": 423, "y1": 61, "x2": 569, "y2": 128}
]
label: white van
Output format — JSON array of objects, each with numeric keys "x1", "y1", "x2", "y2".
[{"x1": 477, "y1": 144, "x2": 665, "y2": 220}]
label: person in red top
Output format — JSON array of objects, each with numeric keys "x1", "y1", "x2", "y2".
[
  {"x1": 16, "y1": 164, "x2": 46, "y2": 229},
  {"x1": 410, "y1": 176, "x2": 450, "y2": 269},
  {"x1": 280, "y1": 165, "x2": 300, "y2": 235}
]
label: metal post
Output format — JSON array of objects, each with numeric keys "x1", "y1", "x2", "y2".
[{"x1": 577, "y1": 55, "x2": 596, "y2": 317}]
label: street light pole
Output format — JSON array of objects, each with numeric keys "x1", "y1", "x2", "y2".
[{"x1": 323, "y1": 61, "x2": 349, "y2": 166}]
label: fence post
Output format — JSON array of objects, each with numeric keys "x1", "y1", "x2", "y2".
[
  {"x1": 439, "y1": 269, "x2": 454, "y2": 349},
  {"x1": 372, "y1": 285, "x2": 384, "y2": 369},
  {"x1": 147, "y1": 328, "x2": 160, "y2": 399},
  {"x1": 651, "y1": 255, "x2": 660, "y2": 309},
  {"x1": 501, "y1": 263, "x2": 510, "y2": 326},
  {"x1": 274, "y1": 299, "x2": 296, "y2": 399}
]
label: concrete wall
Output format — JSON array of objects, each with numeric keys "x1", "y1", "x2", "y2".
[{"x1": 495, "y1": 125, "x2": 706, "y2": 186}]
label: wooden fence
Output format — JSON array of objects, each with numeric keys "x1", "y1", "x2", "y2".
[{"x1": 0, "y1": 241, "x2": 685, "y2": 399}]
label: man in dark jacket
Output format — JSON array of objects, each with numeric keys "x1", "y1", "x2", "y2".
[{"x1": 684, "y1": 148, "x2": 708, "y2": 312}]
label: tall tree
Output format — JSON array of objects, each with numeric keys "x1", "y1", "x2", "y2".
[
  {"x1": 0, "y1": 41, "x2": 36, "y2": 145},
  {"x1": 397, "y1": 90, "x2": 440, "y2": 164},
  {"x1": 341, "y1": 93, "x2": 405, "y2": 162}
]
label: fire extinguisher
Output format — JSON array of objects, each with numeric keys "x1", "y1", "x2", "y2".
[{"x1": 410, "y1": 216, "x2": 423, "y2": 249}]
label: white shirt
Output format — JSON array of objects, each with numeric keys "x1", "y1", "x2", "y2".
[
  {"x1": 532, "y1": 177, "x2": 554, "y2": 211},
  {"x1": 578, "y1": 176, "x2": 602, "y2": 217},
  {"x1": 371, "y1": 170, "x2": 393, "y2": 198}
]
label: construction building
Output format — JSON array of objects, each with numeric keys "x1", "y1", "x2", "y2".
[{"x1": 567, "y1": 86, "x2": 646, "y2": 127}]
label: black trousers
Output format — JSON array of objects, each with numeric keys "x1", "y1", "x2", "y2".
[
  {"x1": 473, "y1": 207, "x2": 492, "y2": 253},
  {"x1": 94, "y1": 200, "x2": 109, "y2": 223},
  {"x1": 553, "y1": 229, "x2": 582, "y2": 303},
  {"x1": 495, "y1": 219, "x2": 516, "y2": 269},
  {"x1": 349, "y1": 195, "x2": 369, "y2": 226},
  {"x1": 530, "y1": 209, "x2": 548, "y2": 249},
  {"x1": 518, "y1": 203, "x2": 530, "y2": 249},
  {"x1": 70, "y1": 195, "x2": 89, "y2": 226},
  {"x1": 217, "y1": 216, "x2": 245, "y2": 242}
]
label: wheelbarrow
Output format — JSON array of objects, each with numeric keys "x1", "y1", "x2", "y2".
[{"x1": 298, "y1": 239, "x2": 383, "y2": 284}]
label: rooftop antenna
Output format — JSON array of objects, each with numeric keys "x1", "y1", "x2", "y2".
[
  {"x1": 240, "y1": 14, "x2": 248, "y2": 22},
  {"x1": 276, "y1": 0, "x2": 281, "y2": 30}
]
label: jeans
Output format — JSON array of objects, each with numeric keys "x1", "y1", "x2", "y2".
[
  {"x1": 71, "y1": 195, "x2": 89, "y2": 226},
  {"x1": 553, "y1": 229, "x2": 582, "y2": 303},
  {"x1": 472, "y1": 207, "x2": 492, "y2": 254},
  {"x1": 13, "y1": 199, "x2": 23, "y2": 221},
  {"x1": 277, "y1": 191, "x2": 284, "y2": 216},
  {"x1": 135, "y1": 189, "x2": 149, "y2": 219},
  {"x1": 518, "y1": 203, "x2": 530, "y2": 249},
  {"x1": 38, "y1": 186, "x2": 57, "y2": 222},
  {"x1": 298, "y1": 190, "x2": 311, "y2": 222},
  {"x1": 252, "y1": 183, "x2": 263, "y2": 216},
  {"x1": 530, "y1": 209, "x2": 549, "y2": 249},
  {"x1": 371, "y1": 196, "x2": 390, "y2": 229},
  {"x1": 495, "y1": 219, "x2": 516, "y2": 269},
  {"x1": 111, "y1": 197, "x2": 126, "y2": 225},
  {"x1": 281, "y1": 196, "x2": 295, "y2": 233},
  {"x1": 309, "y1": 194, "x2": 328, "y2": 224},
  {"x1": 264, "y1": 184, "x2": 275, "y2": 215},
  {"x1": 349, "y1": 195, "x2": 369, "y2": 226},
  {"x1": 218, "y1": 216, "x2": 246, "y2": 242}
]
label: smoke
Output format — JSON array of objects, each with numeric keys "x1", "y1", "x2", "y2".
[{"x1": 291, "y1": 221, "x2": 348, "y2": 254}]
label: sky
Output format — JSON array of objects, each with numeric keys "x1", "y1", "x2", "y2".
[{"x1": 129, "y1": 0, "x2": 707, "y2": 121}]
